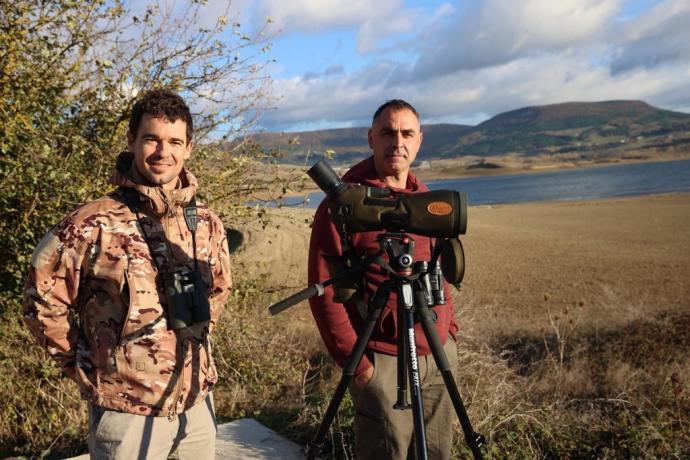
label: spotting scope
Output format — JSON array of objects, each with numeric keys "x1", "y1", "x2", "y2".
[{"x1": 308, "y1": 160, "x2": 467, "y2": 238}]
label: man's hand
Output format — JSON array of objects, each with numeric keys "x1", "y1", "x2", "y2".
[{"x1": 353, "y1": 366, "x2": 374, "y2": 391}]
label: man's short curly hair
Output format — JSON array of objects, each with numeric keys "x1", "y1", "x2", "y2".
[{"x1": 129, "y1": 89, "x2": 193, "y2": 142}]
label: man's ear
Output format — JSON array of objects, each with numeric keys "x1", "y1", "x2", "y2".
[
  {"x1": 127, "y1": 131, "x2": 135, "y2": 151},
  {"x1": 419, "y1": 131, "x2": 423, "y2": 145},
  {"x1": 184, "y1": 140, "x2": 194, "y2": 160},
  {"x1": 367, "y1": 128, "x2": 374, "y2": 149}
]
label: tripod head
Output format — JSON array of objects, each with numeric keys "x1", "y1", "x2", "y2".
[
  {"x1": 268, "y1": 228, "x2": 465, "y2": 315},
  {"x1": 375, "y1": 232, "x2": 446, "y2": 309}
]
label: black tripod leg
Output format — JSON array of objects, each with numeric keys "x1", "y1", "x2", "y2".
[
  {"x1": 415, "y1": 301, "x2": 486, "y2": 460},
  {"x1": 306, "y1": 282, "x2": 393, "y2": 459},
  {"x1": 394, "y1": 304, "x2": 410, "y2": 410},
  {"x1": 400, "y1": 282, "x2": 429, "y2": 460}
]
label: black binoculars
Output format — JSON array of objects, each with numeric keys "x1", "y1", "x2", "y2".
[{"x1": 161, "y1": 270, "x2": 210, "y2": 330}]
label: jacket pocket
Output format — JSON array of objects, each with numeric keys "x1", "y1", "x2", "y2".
[
  {"x1": 110, "y1": 270, "x2": 132, "y2": 372},
  {"x1": 116, "y1": 270, "x2": 131, "y2": 342}
]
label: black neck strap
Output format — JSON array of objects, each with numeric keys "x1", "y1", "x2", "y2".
[{"x1": 119, "y1": 187, "x2": 199, "y2": 272}]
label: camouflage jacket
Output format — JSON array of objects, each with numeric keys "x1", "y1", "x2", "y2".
[{"x1": 23, "y1": 158, "x2": 232, "y2": 417}]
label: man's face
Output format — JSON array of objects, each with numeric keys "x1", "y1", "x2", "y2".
[
  {"x1": 368, "y1": 107, "x2": 422, "y2": 182},
  {"x1": 127, "y1": 114, "x2": 192, "y2": 190}
]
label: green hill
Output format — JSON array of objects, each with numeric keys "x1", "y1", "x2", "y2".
[{"x1": 454, "y1": 100, "x2": 690, "y2": 157}]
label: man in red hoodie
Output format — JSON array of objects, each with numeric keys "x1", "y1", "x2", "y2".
[{"x1": 308, "y1": 100, "x2": 459, "y2": 459}]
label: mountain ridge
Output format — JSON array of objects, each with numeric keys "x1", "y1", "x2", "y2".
[{"x1": 247, "y1": 100, "x2": 690, "y2": 165}]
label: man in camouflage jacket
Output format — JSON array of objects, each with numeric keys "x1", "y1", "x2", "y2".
[{"x1": 23, "y1": 89, "x2": 232, "y2": 459}]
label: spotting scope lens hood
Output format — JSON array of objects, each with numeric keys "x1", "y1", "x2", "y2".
[{"x1": 396, "y1": 189, "x2": 467, "y2": 237}]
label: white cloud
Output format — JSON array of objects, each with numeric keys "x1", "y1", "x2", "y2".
[
  {"x1": 261, "y1": 48, "x2": 690, "y2": 131},
  {"x1": 255, "y1": 0, "x2": 420, "y2": 53},
  {"x1": 259, "y1": 61, "x2": 395, "y2": 130},
  {"x1": 256, "y1": 0, "x2": 380, "y2": 30},
  {"x1": 611, "y1": 0, "x2": 690, "y2": 73},
  {"x1": 405, "y1": 0, "x2": 621, "y2": 80}
]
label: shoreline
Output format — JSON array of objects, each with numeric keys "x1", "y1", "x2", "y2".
[
  {"x1": 267, "y1": 154, "x2": 690, "y2": 208},
  {"x1": 392, "y1": 151, "x2": 690, "y2": 182},
  {"x1": 272, "y1": 152, "x2": 690, "y2": 197}
]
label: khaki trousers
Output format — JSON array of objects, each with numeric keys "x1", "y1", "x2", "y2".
[
  {"x1": 87, "y1": 394, "x2": 217, "y2": 460},
  {"x1": 349, "y1": 339, "x2": 457, "y2": 460}
]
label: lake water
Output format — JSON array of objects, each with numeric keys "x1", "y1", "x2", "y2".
[{"x1": 279, "y1": 158, "x2": 690, "y2": 208}]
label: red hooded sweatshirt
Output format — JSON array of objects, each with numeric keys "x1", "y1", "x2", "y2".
[{"x1": 307, "y1": 157, "x2": 459, "y2": 377}]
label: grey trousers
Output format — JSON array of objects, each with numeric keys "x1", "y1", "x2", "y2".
[
  {"x1": 87, "y1": 394, "x2": 217, "y2": 460},
  {"x1": 349, "y1": 339, "x2": 458, "y2": 460}
]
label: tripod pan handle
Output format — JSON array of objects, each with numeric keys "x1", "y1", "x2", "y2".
[{"x1": 268, "y1": 284, "x2": 325, "y2": 315}]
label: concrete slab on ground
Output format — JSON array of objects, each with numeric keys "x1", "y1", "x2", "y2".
[
  {"x1": 64, "y1": 418, "x2": 303, "y2": 459},
  {"x1": 215, "y1": 418, "x2": 303, "y2": 459}
]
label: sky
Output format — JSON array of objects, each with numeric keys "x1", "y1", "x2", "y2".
[{"x1": 230, "y1": 0, "x2": 690, "y2": 132}]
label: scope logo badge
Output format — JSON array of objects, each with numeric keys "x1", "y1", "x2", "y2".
[{"x1": 427, "y1": 201, "x2": 453, "y2": 216}]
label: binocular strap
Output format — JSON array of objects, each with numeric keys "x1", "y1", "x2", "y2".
[{"x1": 118, "y1": 187, "x2": 200, "y2": 276}]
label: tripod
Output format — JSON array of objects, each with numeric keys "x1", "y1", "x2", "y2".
[{"x1": 269, "y1": 232, "x2": 485, "y2": 459}]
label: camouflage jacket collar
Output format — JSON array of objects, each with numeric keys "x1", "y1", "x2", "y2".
[{"x1": 109, "y1": 151, "x2": 198, "y2": 217}]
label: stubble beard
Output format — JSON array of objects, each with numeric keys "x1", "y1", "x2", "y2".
[{"x1": 386, "y1": 150, "x2": 409, "y2": 174}]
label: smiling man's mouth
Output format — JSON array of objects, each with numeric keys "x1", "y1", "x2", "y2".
[{"x1": 148, "y1": 162, "x2": 173, "y2": 172}]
